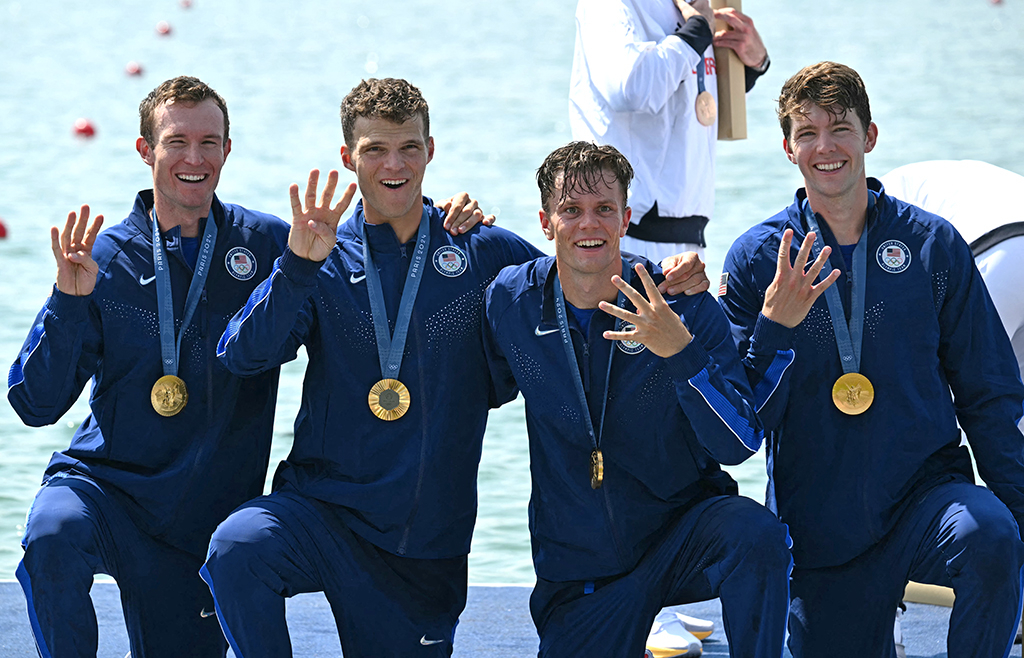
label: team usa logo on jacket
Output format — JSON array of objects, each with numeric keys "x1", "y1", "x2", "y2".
[
  {"x1": 225, "y1": 247, "x2": 257, "y2": 281},
  {"x1": 616, "y1": 320, "x2": 646, "y2": 354},
  {"x1": 876, "y1": 240, "x2": 911, "y2": 274},
  {"x1": 432, "y1": 246, "x2": 467, "y2": 277}
]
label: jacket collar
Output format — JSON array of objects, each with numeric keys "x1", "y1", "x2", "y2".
[
  {"x1": 343, "y1": 197, "x2": 440, "y2": 255},
  {"x1": 127, "y1": 190, "x2": 227, "y2": 245},
  {"x1": 535, "y1": 253, "x2": 651, "y2": 331}
]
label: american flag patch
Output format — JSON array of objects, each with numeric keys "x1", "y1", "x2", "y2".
[{"x1": 717, "y1": 272, "x2": 729, "y2": 297}]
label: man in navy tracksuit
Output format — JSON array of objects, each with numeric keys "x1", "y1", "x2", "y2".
[
  {"x1": 719, "y1": 61, "x2": 1024, "y2": 657},
  {"x1": 7, "y1": 77, "x2": 290, "y2": 657},
  {"x1": 200, "y1": 78, "x2": 545, "y2": 657},
  {"x1": 482, "y1": 141, "x2": 794, "y2": 657}
]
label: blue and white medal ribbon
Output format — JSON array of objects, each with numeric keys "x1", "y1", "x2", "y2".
[
  {"x1": 552, "y1": 259, "x2": 630, "y2": 489},
  {"x1": 694, "y1": 52, "x2": 717, "y2": 127},
  {"x1": 151, "y1": 209, "x2": 218, "y2": 417},
  {"x1": 362, "y1": 208, "x2": 430, "y2": 421},
  {"x1": 803, "y1": 200, "x2": 874, "y2": 415}
]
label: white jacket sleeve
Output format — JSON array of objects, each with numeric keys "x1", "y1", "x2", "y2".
[{"x1": 576, "y1": 0, "x2": 703, "y2": 114}]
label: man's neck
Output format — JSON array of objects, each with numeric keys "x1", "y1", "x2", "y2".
[
  {"x1": 557, "y1": 261, "x2": 621, "y2": 310},
  {"x1": 807, "y1": 183, "x2": 869, "y2": 245},
  {"x1": 152, "y1": 200, "x2": 207, "y2": 238}
]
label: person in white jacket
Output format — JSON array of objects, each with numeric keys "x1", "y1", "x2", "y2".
[{"x1": 569, "y1": 0, "x2": 769, "y2": 262}]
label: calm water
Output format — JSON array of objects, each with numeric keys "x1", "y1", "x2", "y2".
[{"x1": 1, "y1": 0, "x2": 1022, "y2": 585}]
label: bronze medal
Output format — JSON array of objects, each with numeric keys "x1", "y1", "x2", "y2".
[
  {"x1": 832, "y1": 372, "x2": 874, "y2": 415},
  {"x1": 695, "y1": 90, "x2": 717, "y2": 127},
  {"x1": 151, "y1": 375, "x2": 188, "y2": 417},
  {"x1": 368, "y1": 378, "x2": 411, "y2": 421},
  {"x1": 590, "y1": 449, "x2": 604, "y2": 490}
]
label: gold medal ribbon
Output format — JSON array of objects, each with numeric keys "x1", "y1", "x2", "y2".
[
  {"x1": 803, "y1": 199, "x2": 876, "y2": 416},
  {"x1": 361, "y1": 208, "x2": 431, "y2": 421}
]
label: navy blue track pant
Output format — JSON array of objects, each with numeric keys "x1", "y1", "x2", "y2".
[
  {"x1": 201, "y1": 489, "x2": 467, "y2": 658},
  {"x1": 530, "y1": 495, "x2": 793, "y2": 658},
  {"x1": 17, "y1": 473, "x2": 225, "y2": 658},
  {"x1": 789, "y1": 480, "x2": 1024, "y2": 658}
]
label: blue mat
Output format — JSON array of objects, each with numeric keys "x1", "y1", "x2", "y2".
[{"x1": 0, "y1": 581, "x2": 1018, "y2": 657}]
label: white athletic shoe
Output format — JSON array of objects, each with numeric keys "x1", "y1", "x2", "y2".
[
  {"x1": 894, "y1": 606, "x2": 907, "y2": 658},
  {"x1": 652, "y1": 609, "x2": 714, "y2": 640},
  {"x1": 647, "y1": 611, "x2": 704, "y2": 657}
]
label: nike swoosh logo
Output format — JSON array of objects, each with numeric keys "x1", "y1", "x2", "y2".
[
  {"x1": 350, "y1": 273, "x2": 366, "y2": 284},
  {"x1": 534, "y1": 326, "x2": 559, "y2": 336},
  {"x1": 420, "y1": 636, "x2": 445, "y2": 646},
  {"x1": 139, "y1": 274, "x2": 156, "y2": 286},
  {"x1": 200, "y1": 608, "x2": 216, "y2": 618}
]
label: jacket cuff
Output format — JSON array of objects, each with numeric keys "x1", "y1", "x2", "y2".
[
  {"x1": 751, "y1": 312, "x2": 793, "y2": 353},
  {"x1": 278, "y1": 247, "x2": 323, "y2": 287},
  {"x1": 46, "y1": 286, "x2": 91, "y2": 321},
  {"x1": 744, "y1": 53, "x2": 770, "y2": 92},
  {"x1": 673, "y1": 15, "x2": 713, "y2": 55},
  {"x1": 665, "y1": 335, "x2": 712, "y2": 382}
]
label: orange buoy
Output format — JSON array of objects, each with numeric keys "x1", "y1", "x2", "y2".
[
  {"x1": 125, "y1": 61, "x2": 143, "y2": 76},
  {"x1": 156, "y1": 20, "x2": 172, "y2": 35},
  {"x1": 73, "y1": 118, "x2": 96, "y2": 138}
]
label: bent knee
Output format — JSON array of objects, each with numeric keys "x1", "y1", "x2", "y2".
[
  {"x1": 22, "y1": 506, "x2": 98, "y2": 560},
  {"x1": 205, "y1": 504, "x2": 282, "y2": 573}
]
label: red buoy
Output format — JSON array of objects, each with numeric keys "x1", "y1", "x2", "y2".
[
  {"x1": 73, "y1": 118, "x2": 96, "y2": 138},
  {"x1": 125, "y1": 61, "x2": 144, "y2": 76},
  {"x1": 0, "y1": 218, "x2": 7, "y2": 239},
  {"x1": 180, "y1": 0, "x2": 193, "y2": 7},
  {"x1": 156, "y1": 21, "x2": 172, "y2": 35}
]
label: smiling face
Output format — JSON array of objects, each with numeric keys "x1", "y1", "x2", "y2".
[
  {"x1": 136, "y1": 98, "x2": 230, "y2": 229},
  {"x1": 783, "y1": 101, "x2": 877, "y2": 211},
  {"x1": 540, "y1": 169, "x2": 631, "y2": 286},
  {"x1": 341, "y1": 114, "x2": 434, "y2": 235}
]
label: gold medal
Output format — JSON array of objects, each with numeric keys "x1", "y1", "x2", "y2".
[
  {"x1": 695, "y1": 90, "x2": 717, "y2": 127},
  {"x1": 832, "y1": 372, "x2": 874, "y2": 415},
  {"x1": 151, "y1": 375, "x2": 188, "y2": 417},
  {"x1": 590, "y1": 449, "x2": 604, "y2": 490},
  {"x1": 368, "y1": 378, "x2": 411, "y2": 421}
]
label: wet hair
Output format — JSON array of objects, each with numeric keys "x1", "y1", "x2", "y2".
[
  {"x1": 536, "y1": 141, "x2": 633, "y2": 212},
  {"x1": 139, "y1": 76, "x2": 229, "y2": 148},
  {"x1": 340, "y1": 78, "x2": 430, "y2": 148},
  {"x1": 777, "y1": 61, "x2": 872, "y2": 140}
]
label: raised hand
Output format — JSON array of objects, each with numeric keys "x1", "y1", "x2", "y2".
[
  {"x1": 439, "y1": 192, "x2": 495, "y2": 234},
  {"x1": 761, "y1": 229, "x2": 841, "y2": 328},
  {"x1": 712, "y1": 7, "x2": 767, "y2": 69},
  {"x1": 659, "y1": 251, "x2": 710, "y2": 296},
  {"x1": 288, "y1": 169, "x2": 357, "y2": 262},
  {"x1": 52, "y1": 205, "x2": 104, "y2": 297},
  {"x1": 600, "y1": 263, "x2": 693, "y2": 358}
]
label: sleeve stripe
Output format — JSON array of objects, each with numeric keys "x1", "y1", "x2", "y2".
[
  {"x1": 754, "y1": 349, "x2": 796, "y2": 413},
  {"x1": 216, "y1": 268, "x2": 281, "y2": 358},
  {"x1": 688, "y1": 368, "x2": 763, "y2": 453},
  {"x1": 8, "y1": 325, "x2": 48, "y2": 388}
]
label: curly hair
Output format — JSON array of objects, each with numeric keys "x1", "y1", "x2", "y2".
[
  {"x1": 340, "y1": 78, "x2": 430, "y2": 148},
  {"x1": 139, "y1": 76, "x2": 229, "y2": 148},
  {"x1": 536, "y1": 141, "x2": 633, "y2": 212},
  {"x1": 777, "y1": 62, "x2": 872, "y2": 140}
]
